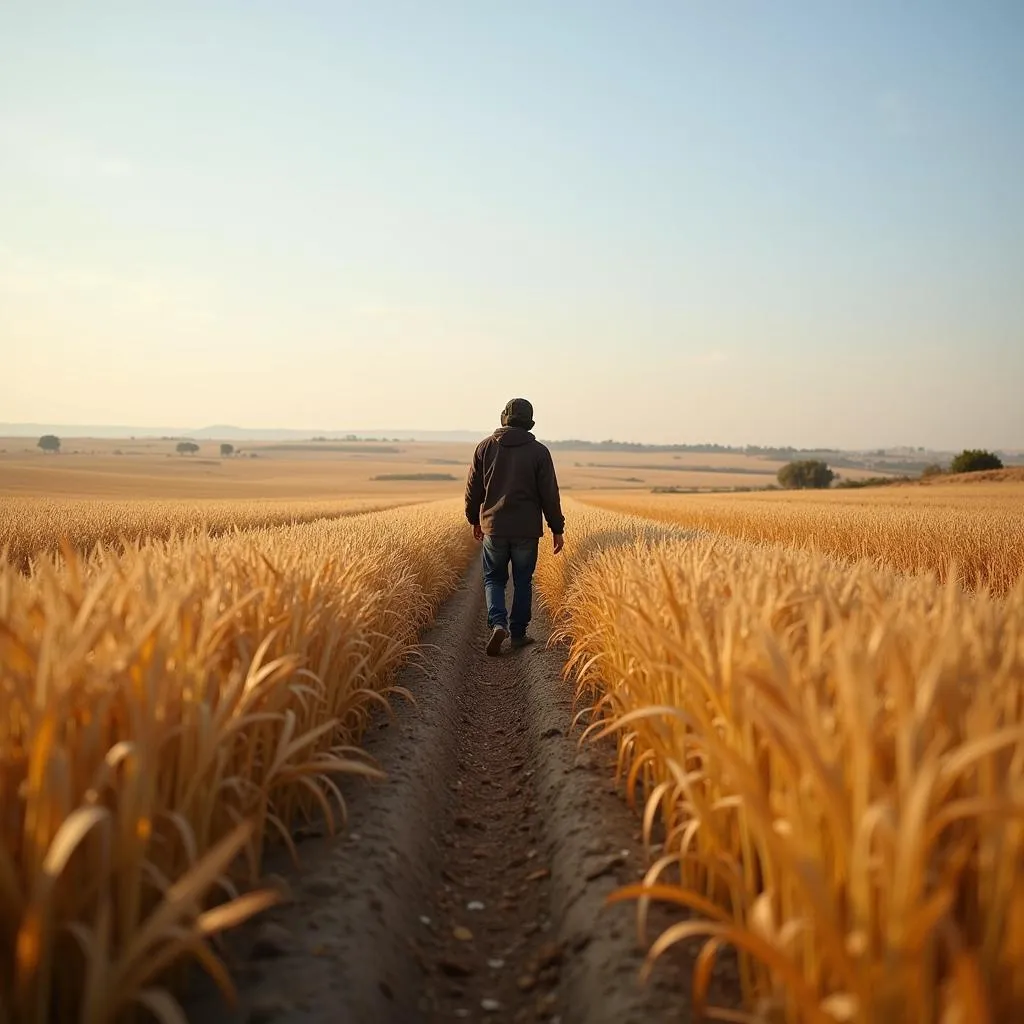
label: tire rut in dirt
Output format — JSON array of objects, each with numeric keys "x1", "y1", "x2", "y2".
[{"x1": 419, "y1": 632, "x2": 563, "y2": 1023}]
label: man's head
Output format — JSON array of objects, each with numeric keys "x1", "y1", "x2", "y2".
[{"x1": 500, "y1": 398, "x2": 535, "y2": 431}]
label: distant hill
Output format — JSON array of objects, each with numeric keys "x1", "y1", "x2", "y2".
[
  {"x1": 1, "y1": 424, "x2": 1020, "y2": 463},
  {"x1": 0, "y1": 423, "x2": 485, "y2": 443}
]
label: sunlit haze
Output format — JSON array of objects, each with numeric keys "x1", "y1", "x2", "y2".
[{"x1": 2, "y1": 2, "x2": 1022, "y2": 449}]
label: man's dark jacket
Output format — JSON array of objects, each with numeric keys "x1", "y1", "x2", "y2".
[{"x1": 465, "y1": 427, "x2": 565, "y2": 539}]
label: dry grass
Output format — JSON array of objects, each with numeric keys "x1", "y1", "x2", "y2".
[
  {"x1": 920, "y1": 468, "x2": 1024, "y2": 487},
  {"x1": 537, "y1": 500, "x2": 1024, "y2": 1023},
  {"x1": 582, "y1": 486, "x2": 1024, "y2": 596},
  {"x1": 0, "y1": 496, "x2": 407, "y2": 571},
  {"x1": 0, "y1": 500, "x2": 474, "y2": 1023}
]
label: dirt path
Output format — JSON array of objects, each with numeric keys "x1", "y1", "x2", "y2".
[{"x1": 182, "y1": 564, "x2": 738, "y2": 1023}]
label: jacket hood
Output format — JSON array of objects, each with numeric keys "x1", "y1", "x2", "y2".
[{"x1": 492, "y1": 426, "x2": 535, "y2": 447}]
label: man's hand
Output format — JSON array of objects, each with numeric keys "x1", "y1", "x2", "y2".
[
  {"x1": 552, "y1": 533, "x2": 564, "y2": 555},
  {"x1": 473, "y1": 524, "x2": 484, "y2": 542}
]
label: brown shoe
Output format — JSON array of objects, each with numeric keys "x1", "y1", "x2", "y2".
[
  {"x1": 510, "y1": 635, "x2": 536, "y2": 650},
  {"x1": 486, "y1": 626, "x2": 509, "y2": 656}
]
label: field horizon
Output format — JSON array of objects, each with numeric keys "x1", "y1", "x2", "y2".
[
  {"x1": 5, "y1": 419, "x2": 1023, "y2": 457},
  {"x1": 9, "y1": 425, "x2": 1023, "y2": 504},
  {"x1": 0, "y1": 432, "x2": 951, "y2": 501}
]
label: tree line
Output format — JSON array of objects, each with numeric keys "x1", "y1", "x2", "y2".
[{"x1": 36, "y1": 436, "x2": 239, "y2": 458}]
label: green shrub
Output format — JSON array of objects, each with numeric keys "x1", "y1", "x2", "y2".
[
  {"x1": 950, "y1": 450, "x2": 1003, "y2": 474},
  {"x1": 777, "y1": 459, "x2": 835, "y2": 489}
]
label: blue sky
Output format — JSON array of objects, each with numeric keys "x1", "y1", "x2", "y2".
[{"x1": 2, "y1": 1, "x2": 1021, "y2": 448}]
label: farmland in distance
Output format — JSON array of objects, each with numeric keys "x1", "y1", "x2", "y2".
[{"x1": 0, "y1": 435, "x2": 896, "y2": 501}]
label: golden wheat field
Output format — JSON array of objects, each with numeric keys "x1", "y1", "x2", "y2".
[
  {"x1": 0, "y1": 495, "x2": 413, "y2": 571},
  {"x1": 536, "y1": 500, "x2": 1024, "y2": 1023},
  {"x1": 582, "y1": 484, "x2": 1024, "y2": 596},
  {"x1": 0, "y1": 500, "x2": 474, "y2": 1023},
  {"x1": 2, "y1": 479, "x2": 1023, "y2": 1023}
]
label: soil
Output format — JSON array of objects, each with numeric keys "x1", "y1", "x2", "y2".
[{"x1": 181, "y1": 564, "x2": 740, "y2": 1023}]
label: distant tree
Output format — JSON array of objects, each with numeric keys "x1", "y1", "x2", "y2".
[
  {"x1": 950, "y1": 449, "x2": 1003, "y2": 474},
  {"x1": 777, "y1": 459, "x2": 835, "y2": 490},
  {"x1": 220, "y1": 442, "x2": 235, "y2": 457},
  {"x1": 921, "y1": 463, "x2": 945, "y2": 478},
  {"x1": 176, "y1": 441, "x2": 200, "y2": 455},
  {"x1": 37, "y1": 434, "x2": 61, "y2": 453}
]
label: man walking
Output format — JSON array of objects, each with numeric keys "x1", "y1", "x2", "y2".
[{"x1": 464, "y1": 398, "x2": 565, "y2": 656}]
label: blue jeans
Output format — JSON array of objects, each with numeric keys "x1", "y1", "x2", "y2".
[{"x1": 481, "y1": 536, "x2": 539, "y2": 639}]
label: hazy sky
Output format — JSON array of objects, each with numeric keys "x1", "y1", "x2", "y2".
[{"x1": 2, "y1": 2, "x2": 1022, "y2": 449}]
